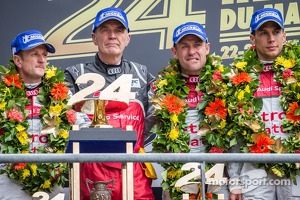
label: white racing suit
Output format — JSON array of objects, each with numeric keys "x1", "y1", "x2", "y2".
[
  {"x1": 64, "y1": 54, "x2": 156, "y2": 200},
  {"x1": 160, "y1": 74, "x2": 229, "y2": 200},
  {"x1": 227, "y1": 63, "x2": 300, "y2": 200},
  {"x1": 0, "y1": 83, "x2": 91, "y2": 199}
]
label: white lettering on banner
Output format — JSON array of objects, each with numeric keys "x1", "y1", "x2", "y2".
[
  {"x1": 220, "y1": 2, "x2": 300, "y2": 31},
  {"x1": 112, "y1": 113, "x2": 140, "y2": 121},
  {"x1": 185, "y1": 96, "x2": 201, "y2": 103},
  {"x1": 256, "y1": 86, "x2": 282, "y2": 92}
]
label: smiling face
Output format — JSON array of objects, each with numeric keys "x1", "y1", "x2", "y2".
[
  {"x1": 250, "y1": 21, "x2": 286, "y2": 61},
  {"x1": 13, "y1": 45, "x2": 48, "y2": 84},
  {"x1": 171, "y1": 34, "x2": 210, "y2": 75},
  {"x1": 92, "y1": 19, "x2": 131, "y2": 65}
]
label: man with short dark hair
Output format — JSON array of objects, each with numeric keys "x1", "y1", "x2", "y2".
[
  {"x1": 228, "y1": 8, "x2": 300, "y2": 200},
  {"x1": 151, "y1": 21, "x2": 229, "y2": 200}
]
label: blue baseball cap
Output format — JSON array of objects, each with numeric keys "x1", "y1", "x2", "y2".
[
  {"x1": 11, "y1": 30, "x2": 55, "y2": 55},
  {"x1": 92, "y1": 7, "x2": 129, "y2": 32},
  {"x1": 173, "y1": 22, "x2": 208, "y2": 45},
  {"x1": 250, "y1": 8, "x2": 284, "y2": 34}
]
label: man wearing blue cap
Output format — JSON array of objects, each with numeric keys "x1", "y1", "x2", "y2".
[
  {"x1": 0, "y1": 30, "x2": 91, "y2": 199},
  {"x1": 151, "y1": 22, "x2": 229, "y2": 200},
  {"x1": 227, "y1": 8, "x2": 300, "y2": 200},
  {"x1": 64, "y1": 7, "x2": 156, "y2": 200},
  {"x1": 0, "y1": 30, "x2": 61, "y2": 199}
]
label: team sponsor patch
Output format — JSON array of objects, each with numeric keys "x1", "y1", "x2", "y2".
[
  {"x1": 107, "y1": 67, "x2": 122, "y2": 75},
  {"x1": 131, "y1": 78, "x2": 140, "y2": 88}
]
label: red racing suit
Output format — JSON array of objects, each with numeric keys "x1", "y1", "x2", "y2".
[
  {"x1": 227, "y1": 62, "x2": 300, "y2": 199},
  {"x1": 64, "y1": 54, "x2": 156, "y2": 200}
]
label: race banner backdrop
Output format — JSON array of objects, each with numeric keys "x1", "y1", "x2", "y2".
[{"x1": 1, "y1": 0, "x2": 299, "y2": 190}]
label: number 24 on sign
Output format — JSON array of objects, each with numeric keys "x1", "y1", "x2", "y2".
[
  {"x1": 32, "y1": 192, "x2": 64, "y2": 200},
  {"x1": 175, "y1": 163, "x2": 227, "y2": 199},
  {"x1": 67, "y1": 73, "x2": 135, "y2": 106}
]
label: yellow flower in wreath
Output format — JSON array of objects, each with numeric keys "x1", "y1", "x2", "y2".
[{"x1": 169, "y1": 128, "x2": 180, "y2": 140}]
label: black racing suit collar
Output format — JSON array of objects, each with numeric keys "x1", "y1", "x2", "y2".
[{"x1": 95, "y1": 54, "x2": 123, "y2": 75}]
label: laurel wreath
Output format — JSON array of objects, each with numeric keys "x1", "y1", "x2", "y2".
[{"x1": 0, "y1": 58, "x2": 76, "y2": 195}]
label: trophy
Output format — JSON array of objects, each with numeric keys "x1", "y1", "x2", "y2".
[
  {"x1": 86, "y1": 178, "x2": 114, "y2": 200},
  {"x1": 90, "y1": 99, "x2": 109, "y2": 127}
]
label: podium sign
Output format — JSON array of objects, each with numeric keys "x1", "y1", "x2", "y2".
[
  {"x1": 67, "y1": 127, "x2": 136, "y2": 200},
  {"x1": 66, "y1": 73, "x2": 137, "y2": 199},
  {"x1": 66, "y1": 128, "x2": 136, "y2": 153}
]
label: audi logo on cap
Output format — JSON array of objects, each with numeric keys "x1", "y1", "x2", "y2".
[{"x1": 107, "y1": 67, "x2": 122, "y2": 75}]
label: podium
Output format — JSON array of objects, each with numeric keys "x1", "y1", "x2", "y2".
[{"x1": 67, "y1": 126, "x2": 136, "y2": 200}]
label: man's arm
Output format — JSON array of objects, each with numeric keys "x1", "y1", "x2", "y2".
[
  {"x1": 227, "y1": 139, "x2": 243, "y2": 200},
  {"x1": 144, "y1": 72, "x2": 157, "y2": 139}
]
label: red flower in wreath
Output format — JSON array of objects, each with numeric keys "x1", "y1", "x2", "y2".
[
  {"x1": 50, "y1": 83, "x2": 69, "y2": 100},
  {"x1": 282, "y1": 69, "x2": 294, "y2": 79},
  {"x1": 3, "y1": 74, "x2": 23, "y2": 89},
  {"x1": 249, "y1": 133, "x2": 275, "y2": 153},
  {"x1": 161, "y1": 94, "x2": 186, "y2": 114},
  {"x1": 66, "y1": 109, "x2": 77, "y2": 124},
  {"x1": 231, "y1": 72, "x2": 252, "y2": 86},
  {"x1": 14, "y1": 163, "x2": 27, "y2": 170},
  {"x1": 209, "y1": 146, "x2": 226, "y2": 153},
  {"x1": 204, "y1": 98, "x2": 227, "y2": 119},
  {"x1": 286, "y1": 102, "x2": 300, "y2": 125},
  {"x1": 212, "y1": 70, "x2": 222, "y2": 81}
]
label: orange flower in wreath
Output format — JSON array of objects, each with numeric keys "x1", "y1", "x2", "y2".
[
  {"x1": 14, "y1": 163, "x2": 27, "y2": 170},
  {"x1": 249, "y1": 133, "x2": 275, "y2": 153},
  {"x1": 50, "y1": 83, "x2": 69, "y2": 100},
  {"x1": 204, "y1": 98, "x2": 227, "y2": 119},
  {"x1": 231, "y1": 72, "x2": 252, "y2": 86},
  {"x1": 286, "y1": 102, "x2": 300, "y2": 125},
  {"x1": 161, "y1": 94, "x2": 186, "y2": 114},
  {"x1": 3, "y1": 74, "x2": 23, "y2": 89}
]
